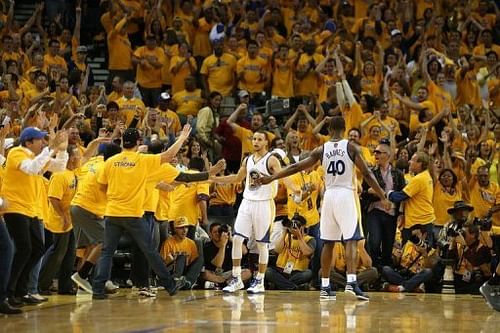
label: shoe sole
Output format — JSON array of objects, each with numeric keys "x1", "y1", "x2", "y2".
[
  {"x1": 246, "y1": 290, "x2": 265, "y2": 294},
  {"x1": 320, "y1": 295, "x2": 336, "y2": 300},
  {"x1": 345, "y1": 289, "x2": 370, "y2": 301},
  {"x1": 72, "y1": 276, "x2": 93, "y2": 294}
]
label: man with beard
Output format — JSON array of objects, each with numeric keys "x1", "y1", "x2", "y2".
[{"x1": 200, "y1": 41, "x2": 237, "y2": 97}]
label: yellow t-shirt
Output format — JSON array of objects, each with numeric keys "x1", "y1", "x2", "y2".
[
  {"x1": 116, "y1": 96, "x2": 146, "y2": 127},
  {"x1": 210, "y1": 183, "x2": 238, "y2": 206},
  {"x1": 297, "y1": 126, "x2": 320, "y2": 152},
  {"x1": 143, "y1": 163, "x2": 181, "y2": 213},
  {"x1": 133, "y1": 46, "x2": 166, "y2": 88},
  {"x1": 295, "y1": 53, "x2": 325, "y2": 96},
  {"x1": 0, "y1": 147, "x2": 41, "y2": 217},
  {"x1": 160, "y1": 236, "x2": 199, "y2": 265},
  {"x1": 172, "y1": 89, "x2": 204, "y2": 117},
  {"x1": 43, "y1": 54, "x2": 68, "y2": 73},
  {"x1": 236, "y1": 55, "x2": 267, "y2": 93},
  {"x1": 169, "y1": 56, "x2": 197, "y2": 94},
  {"x1": 157, "y1": 108, "x2": 181, "y2": 134},
  {"x1": 271, "y1": 58, "x2": 294, "y2": 98},
  {"x1": 46, "y1": 170, "x2": 78, "y2": 233},
  {"x1": 233, "y1": 125, "x2": 276, "y2": 158},
  {"x1": 98, "y1": 151, "x2": 162, "y2": 218},
  {"x1": 107, "y1": 18, "x2": 133, "y2": 70},
  {"x1": 286, "y1": 170, "x2": 321, "y2": 227},
  {"x1": 167, "y1": 171, "x2": 210, "y2": 225},
  {"x1": 402, "y1": 170, "x2": 435, "y2": 228},
  {"x1": 71, "y1": 156, "x2": 108, "y2": 217},
  {"x1": 200, "y1": 53, "x2": 237, "y2": 97},
  {"x1": 470, "y1": 181, "x2": 500, "y2": 233},
  {"x1": 275, "y1": 235, "x2": 314, "y2": 272},
  {"x1": 433, "y1": 183, "x2": 463, "y2": 226}
]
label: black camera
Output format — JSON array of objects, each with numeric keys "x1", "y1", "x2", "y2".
[
  {"x1": 219, "y1": 224, "x2": 229, "y2": 234},
  {"x1": 409, "y1": 234, "x2": 428, "y2": 249},
  {"x1": 446, "y1": 222, "x2": 465, "y2": 237},
  {"x1": 283, "y1": 213, "x2": 307, "y2": 230},
  {"x1": 473, "y1": 216, "x2": 492, "y2": 231}
]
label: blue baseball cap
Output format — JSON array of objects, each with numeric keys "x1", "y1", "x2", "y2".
[{"x1": 20, "y1": 127, "x2": 47, "y2": 143}]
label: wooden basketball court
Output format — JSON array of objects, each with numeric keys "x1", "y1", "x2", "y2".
[{"x1": 2, "y1": 290, "x2": 499, "y2": 332}]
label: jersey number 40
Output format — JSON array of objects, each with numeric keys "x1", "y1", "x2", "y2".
[{"x1": 326, "y1": 160, "x2": 345, "y2": 176}]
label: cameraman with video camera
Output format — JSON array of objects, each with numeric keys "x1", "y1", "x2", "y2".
[{"x1": 265, "y1": 214, "x2": 316, "y2": 290}]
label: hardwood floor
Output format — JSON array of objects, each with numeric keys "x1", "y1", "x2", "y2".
[{"x1": 2, "y1": 290, "x2": 499, "y2": 332}]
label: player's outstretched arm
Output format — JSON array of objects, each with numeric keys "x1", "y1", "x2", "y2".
[
  {"x1": 267, "y1": 155, "x2": 301, "y2": 196},
  {"x1": 259, "y1": 147, "x2": 323, "y2": 185},
  {"x1": 349, "y1": 142, "x2": 387, "y2": 203},
  {"x1": 212, "y1": 157, "x2": 247, "y2": 184},
  {"x1": 160, "y1": 124, "x2": 192, "y2": 164}
]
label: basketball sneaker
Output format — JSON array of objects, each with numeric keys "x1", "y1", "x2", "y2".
[
  {"x1": 222, "y1": 276, "x2": 244, "y2": 293},
  {"x1": 345, "y1": 283, "x2": 370, "y2": 301},
  {"x1": 480, "y1": 281, "x2": 500, "y2": 312},
  {"x1": 247, "y1": 278, "x2": 265, "y2": 294},
  {"x1": 72, "y1": 273, "x2": 93, "y2": 294},
  {"x1": 320, "y1": 286, "x2": 336, "y2": 300}
]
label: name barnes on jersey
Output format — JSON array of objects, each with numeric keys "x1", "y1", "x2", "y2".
[{"x1": 324, "y1": 147, "x2": 346, "y2": 159}]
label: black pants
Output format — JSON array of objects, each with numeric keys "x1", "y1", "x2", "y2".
[
  {"x1": 130, "y1": 213, "x2": 160, "y2": 288},
  {"x1": 138, "y1": 85, "x2": 162, "y2": 108},
  {"x1": 366, "y1": 209, "x2": 397, "y2": 268},
  {"x1": 39, "y1": 231, "x2": 76, "y2": 293},
  {"x1": 4, "y1": 214, "x2": 44, "y2": 297}
]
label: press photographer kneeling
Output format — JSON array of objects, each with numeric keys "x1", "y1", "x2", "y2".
[
  {"x1": 265, "y1": 214, "x2": 316, "y2": 290},
  {"x1": 382, "y1": 224, "x2": 437, "y2": 292},
  {"x1": 438, "y1": 201, "x2": 493, "y2": 294}
]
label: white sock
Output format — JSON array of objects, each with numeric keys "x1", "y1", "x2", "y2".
[
  {"x1": 256, "y1": 272, "x2": 265, "y2": 280},
  {"x1": 347, "y1": 274, "x2": 357, "y2": 283},
  {"x1": 321, "y1": 278, "x2": 330, "y2": 288},
  {"x1": 233, "y1": 266, "x2": 242, "y2": 278}
]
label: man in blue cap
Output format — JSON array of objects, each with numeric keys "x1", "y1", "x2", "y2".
[{"x1": 1, "y1": 127, "x2": 69, "y2": 307}]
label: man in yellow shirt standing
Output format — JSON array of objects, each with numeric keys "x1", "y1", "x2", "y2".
[
  {"x1": 1, "y1": 128, "x2": 68, "y2": 307},
  {"x1": 43, "y1": 39, "x2": 68, "y2": 75},
  {"x1": 200, "y1": 42, "x2": 237, "y2": 97},
  {"x1": 387, "y1": 152, "x2": 436, "y2": 245},
  {"x1": 91, "y1": 125, "x2": 225, "y2": 299},
  {"x1": 38, "y1": 144, "x2": 81, "y2": 295},
  {"x1": 116, "y1": 81, "x2": 146, "y2": 128},
  {"x1": 132, "y1": 35, "x2": 166, "y2": 107}
]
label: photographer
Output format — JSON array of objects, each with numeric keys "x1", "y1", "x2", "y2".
[
  {"x1": 201, "y1": 223, "x2": 251, "y2": 289},
  {"x1": 328, "y1": 240, "x2": 379, "y2": 291},
  {"x1": 470, "y1": 166, "x2": 500, "y2": 254},
  {"x1": 265, "y1": 214, "x2": 316, "y2": 290},
  {"x1": 448, "y1": 223, "x2": 492, "y2": 294},
  {"x1": 382, "y1": 225, "x2": 437, "y2": 292},
  {"x1": 437, "y1": 201, "x2": 476, "y2": 258}
]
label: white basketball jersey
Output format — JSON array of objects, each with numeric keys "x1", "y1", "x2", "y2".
[
  {"x1": 243, "y1": 152, "x2": 277, "y2": 200},
  {"x1": 322, "y1": 139, "x2": 356, "y2": 191}
]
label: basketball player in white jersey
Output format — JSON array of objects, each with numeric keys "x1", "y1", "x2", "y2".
[
  {"x1": 259, "y1": 116, "x2": 390, "y2": 300},
  {"x1": 213, "y1": 130, "x2": 300, "y2": 294}
]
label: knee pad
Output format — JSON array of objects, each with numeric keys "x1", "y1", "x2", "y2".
[
  {"x1": 232, "y1": 235, "x2": 244, "y2": 260},
  {"x1": 257, "y1": 242, "x2": 269, "y2": 265}
]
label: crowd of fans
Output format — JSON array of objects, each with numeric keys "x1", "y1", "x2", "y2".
[{"x1": 0, "y1": 0, "x2": 499, "y2": 314}]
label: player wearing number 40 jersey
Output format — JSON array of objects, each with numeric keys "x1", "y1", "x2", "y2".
[{"x1": 259, "y1": 116, "x2": 390, "y2": 301}]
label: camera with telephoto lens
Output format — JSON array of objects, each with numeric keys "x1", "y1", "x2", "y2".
[
  {"x1": 409, "y1": 234, "x2": 428, "y2": 249},
  {"x1": 473, "y1": 216, "x2": 492, "y2": 231},
  {"x1": 219, "y1": 224, "x2": 229, "y2": 234},
  {"x1": 446, "y1": 222, "x2": 465, "y2": 238},
  {"x1": 283, "y1": 213, "x2": 307, "y2": 230}
]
